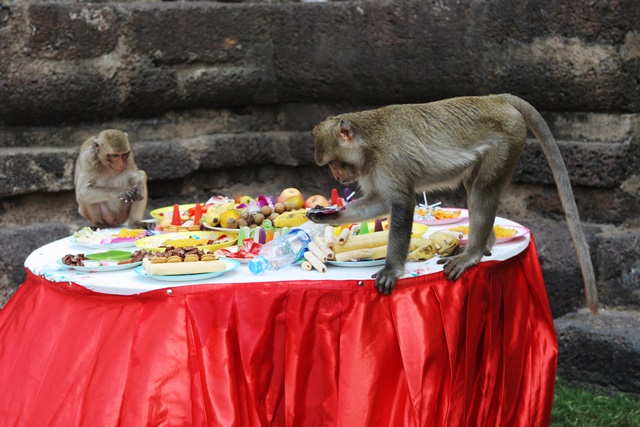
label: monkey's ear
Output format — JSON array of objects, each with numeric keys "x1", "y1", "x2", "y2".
[
  {"x1": 93, "y1": 137, "x2": 101, "y2": 151},
  {"x1": 338, "y1": 119, "x2": 356, "y2": 143}
]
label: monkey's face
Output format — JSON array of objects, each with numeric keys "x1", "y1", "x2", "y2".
[
  {"x1": 327, "y1": 160, "x2": 359, "y2": 185},
  {"x1": 105, "y1": 151, "x2": 131, "y2": 173},
  {"x1": 95, "y1": 130, "x2": 133, "y2": 173},
  {"x1": 312, "y1": 117, "x2": 362, "y2": 185}
]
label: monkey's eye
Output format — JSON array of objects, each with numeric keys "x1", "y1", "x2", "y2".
[{"x1": 107, "y1": 151, "x2": 131, "y2": 162}]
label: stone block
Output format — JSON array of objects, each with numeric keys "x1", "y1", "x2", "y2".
[
  {"x1": 594, "y1": 229, "x2": 640, "y2": 307},
  {"x1": 517, "y1": 218, "x2": 601, "y2": 318},
  {"x1": 524, "y1": 186, "x2": 640, "y2": 226},
  {"x1": 0, "y1": 223, "x2": 75, "y2": 295},
  {"x1": 0, "y1": 147, "x2": 77, "y2": 197},
  {"x1": 134, "y1": 131, "x2": 314, "y2": 181},
  {"x1": 555, "y1": 308, "x2": 640, "y2": 394},
  {"x1": 27, "y1": 4, "x2": 120, "y2": 60},
  {"x1": 515, "y1": 140, "x2": 630, "y2": 188},
  {"x1": 0, "y1": 73, "x2": 122, "y2": 126},
  {"x1": 181, "y1": 66, "x2": 266, "y2": 108},
  {"x1": 129, "y1": 3, "x2": 272, "y2": 66},
  {"x1": 122, "y1": 68, "x2": 180, "y2": 117},
  {"x1": 270, "y1": 1, "x2": 640, "y2": 111}
]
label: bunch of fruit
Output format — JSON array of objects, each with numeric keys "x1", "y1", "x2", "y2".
[{"x1": 205, "y1": 188, "x2": 331, "y2": 230}]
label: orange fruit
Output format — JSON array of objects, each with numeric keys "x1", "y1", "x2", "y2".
[
  {"x1": 219, "y1": 210, "x2": 241, "y2": 229},
  {"x1": 284, "y1": 195, "x2": 305, "y2": 210}
]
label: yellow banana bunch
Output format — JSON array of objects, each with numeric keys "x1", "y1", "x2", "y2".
[
  {"x1": 429, "y1": 231, "x2": 460, "y2": 257},
  {"x1": 407, "y1": 240, "x2": 437, "y2": 261},
  {"x1": 204, "y1": 202, "x2": 237, "y2": 226},
  {"x1": 407, "y1": 232, "x2": 459, "y2": 261},
  {"x1": 273, "y1": 209, "x2": 308, "y2": 228}
]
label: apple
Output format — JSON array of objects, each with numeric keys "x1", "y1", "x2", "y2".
[
  {"x1": 234, "y1": 195, "x2": 253, "y2": 205},
  {"x1": 277, "y1": 187, "x2": 303, "y2": 203},
  {"x1": 304, "y1": 195, "x2": 330, "y2": 209}
]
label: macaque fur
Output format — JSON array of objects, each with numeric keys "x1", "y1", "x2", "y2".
[
  {"x1": 74, "y1": 129, "x2": 148, "y2": 228},
  {"x1": 308, "y1": 94, "x2": 598, "y2": 313}
]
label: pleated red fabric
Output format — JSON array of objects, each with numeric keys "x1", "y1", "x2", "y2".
[{"x1": 0, "y1": 239, "x2": 557, "y2": 427}]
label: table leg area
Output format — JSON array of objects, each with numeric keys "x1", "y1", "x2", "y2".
[{"x1": 0, "y1": 240, "x2": 557, "y2": 427}]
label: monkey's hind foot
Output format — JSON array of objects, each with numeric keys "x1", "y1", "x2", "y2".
[
  {"x1": 371, "y1": 266, "x2": 403, "y2": 295},
  {"x1": 438, "y1": 251, "x2": 484, "y2": 280}
]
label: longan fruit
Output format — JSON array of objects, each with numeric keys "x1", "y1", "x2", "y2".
[
  {"x1": 261, "y1": 205, "x2": 273, "y2": 216},
  {"x1": 268, "y1": 212, "x2": 279, "y2": 221},
  {"x1": 253, "y1": 213, "x2": 265, "y2": 225},
  {"x1": 274, "y1": 203, "x2": 285, "y2": 214},
  {"x1": 283, "y1": 202, "x2": 293, "y2": 211},
  {"x1": 238, "y1": 218, "x2": 249, "y2": 228}
]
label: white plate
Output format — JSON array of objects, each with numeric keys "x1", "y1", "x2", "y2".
[
  {"x1": 456, "y1": 225, "x2": 531, "y2": 244},
  {"x1": 414, "y1": 208, "x2": 468, "y2": 225},
  {"x1": 56, "y1": 258, "x2": 142, "y2": 272},
  {"x1": 326, "y1": 259, "x2": 386, "y2": 268},
  {"x1": 70, "y1": 238, "x2": 139, "y2": 249},
  {"x1": 134, "y1": 259, "x2": 241, "y2": 282},
  {"x1": 201, "y1": 223, "x2": 241, "y2": 233}
]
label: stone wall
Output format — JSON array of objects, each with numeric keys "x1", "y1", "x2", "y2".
[{"x1": 1, "y1": 0, "x2": 639, "y2": 392}]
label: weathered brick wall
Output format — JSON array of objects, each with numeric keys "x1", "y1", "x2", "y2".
[{"x1": 1, "y1": 0, "x2": 639, "y2": 391}]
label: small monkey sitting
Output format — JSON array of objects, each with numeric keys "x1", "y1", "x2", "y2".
[
  {"x1": 308, "y1": 94, "x2": 598, "y2": 313},
  {"x1": 74, "y1": 129, "x2": 148, "y2": 229}
]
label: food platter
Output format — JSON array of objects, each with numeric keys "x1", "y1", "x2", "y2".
[
  {"x1": 134, "y1": 231, "x2": 237, "y2": 252},
  {"x1": 134, "y1": 259, "x2": 241, "y2": 282},
  {"x1": 201, "y1": 223, "x2": 242, "y2": 233},
  {"x1": 326, "y1": 259, "x2": 386, "y2": 268},
  {"x1": 452, "y1": 225, "x2": 530, "y2": 244},
  {"x1": 70, "y1": 238, "x2": 139, "y2": 249},
  {"x1": 339, "y1": 221, "x2": 428, "y2": 238},
  {"x1": 56, "y1": 258, "x2": 142, "y2": 272},
  {"x1": 149, "y1": 204, "x2": 197, "y2": 222},
  {"x1": 414, "y1": 208, "x2": 468, "y2": 225},
  {"x1": 70, "y1": 227, "x2": 154, "y2": 249}
]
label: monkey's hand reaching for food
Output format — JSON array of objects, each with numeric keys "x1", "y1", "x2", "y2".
[
  {"x1": 306, "y1": 209, "x2": 342, "y2": 225},
  {"x1": 119, "y1": 186, "x2": 143, "y2": 203}
]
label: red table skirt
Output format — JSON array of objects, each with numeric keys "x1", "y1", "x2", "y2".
[{"x1": 0, "y1": 239, "x2": 557, "y2": 427}]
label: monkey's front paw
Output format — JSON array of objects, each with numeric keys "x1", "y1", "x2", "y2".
[
  {"x1": 372, "y1": 266, "x2": 403, "y2": 295},
  {"x1": 306, "y1": 211, "x2": 339, "y2": 224},
  {"x1": 119, "y1": 187, "x2": 142, "y2": 203}
]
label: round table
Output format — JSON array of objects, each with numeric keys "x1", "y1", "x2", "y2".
[{"x1": 0, "y1": 216, "x2": 557, "y2": 426}]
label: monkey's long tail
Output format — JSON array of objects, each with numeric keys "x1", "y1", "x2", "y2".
[{"x1": 504, "y1": 94, "x2": 599, "y2": 314}]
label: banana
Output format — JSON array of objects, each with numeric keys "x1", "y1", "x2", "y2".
[
  {"x1": 407, "y1": 239, "x2": 437, "y2": 261},
  {"x1": 204, "y1": 202, "x2": 237, "y2": 226},
  {"x1": 273, "y1": 209, "x2": 308, "y2": 228},
  {"x1": 429, "y1": 231, "x2": 460, "y2": 257}
]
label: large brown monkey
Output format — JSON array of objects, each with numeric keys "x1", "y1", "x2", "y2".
[
  {"x1": 74, "y1": 129, "x2": 148, "y2": 228},
  {"x1": 307, "y1": 94, "x2": 598, "y2": 313}
]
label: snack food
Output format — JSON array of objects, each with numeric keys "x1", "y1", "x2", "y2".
[
  {"x1": 142, "y1": 246, "x2": 226, "y2": 276},
  {"x1": 448, "y1": 225, "x2": 517, "y2": 239}
]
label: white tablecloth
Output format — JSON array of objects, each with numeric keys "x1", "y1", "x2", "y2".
[{"x1": 25, "y1": 214, "x2": 530, "y2": 295}]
